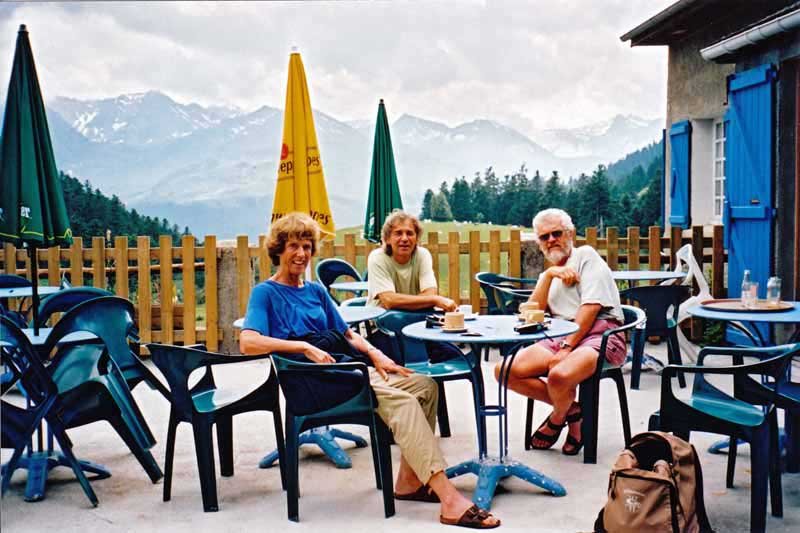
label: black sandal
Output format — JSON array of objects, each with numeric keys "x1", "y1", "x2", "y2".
[
  {"x1": 562, "y1": 403, "x2": 583, "y2": 455},
  {"x1": 529, "y1": 414, "x2": 565, "y2": 450}
]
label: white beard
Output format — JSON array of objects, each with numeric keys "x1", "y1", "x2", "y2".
[{"x1": 544, "y1": 244, "x2": 572, "y2": 265}]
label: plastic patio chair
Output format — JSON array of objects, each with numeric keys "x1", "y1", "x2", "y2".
[
  {"x1": 44, "y1": 299, "x2": 164, "y2": 484},
  {"x1": 271, "y1": 354, "x2": 394, "y2": 522},
  {"x1": 35, "y1": 286, "x2": 113, "y2": 328},
  {"x1": 620, "y1": 284, "x2": 692, "y2": 389},
  {"x1": 476, "y1": 272, "x2": 536, "y2": 315},
  {"x1": 374, "y1": 310, "x2": 480, "y2": 439},
  {"x1": 42, "y1": 296, "x2": 170, "y2": 400},
  {"x1": 315, "y1": 258, "x2": 364, "y2": 304},
  {"x1": 523, "y1": 305, "x2": 646, "y2": 463},
  {"x1": 0, "y1": 274, "x2": 33, "y2": 322},
  {"x1": 648, "y1": 343, "x2": 799, "y2": 532},
  {"x1": 0, "y1": 316, "x2": 99, "y2": 506},
  {"x1": 146, "y1": 343, "x2": 287, "y2": 512}
]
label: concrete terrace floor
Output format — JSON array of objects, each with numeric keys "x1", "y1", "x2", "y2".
[{"x1": 2, "y1": 342, "x2": 799, "y2": 533}]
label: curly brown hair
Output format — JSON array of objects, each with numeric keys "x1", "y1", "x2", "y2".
[{"x1": 267, "y1": 212, "x2": 320, "y2": 266}]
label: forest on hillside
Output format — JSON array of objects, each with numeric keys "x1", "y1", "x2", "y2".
[
  {"x1": 420, "y1": 141, "x2": 663, "y2": 233},
  {"x1": 60, "y1": 172, "x2": 187, "y2": 244}
]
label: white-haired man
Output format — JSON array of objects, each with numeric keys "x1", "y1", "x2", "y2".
[{"x1": 495, "y1": 208, "x2": 625, "y2": 456}]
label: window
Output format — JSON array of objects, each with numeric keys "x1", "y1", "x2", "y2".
[{"x1": 712, "y1": 120, "x2": 726, "y2": 221}]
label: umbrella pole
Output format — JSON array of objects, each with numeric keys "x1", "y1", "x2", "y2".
[{"x1": 29, "y1": 246, "x2": 40, "y2": 335}]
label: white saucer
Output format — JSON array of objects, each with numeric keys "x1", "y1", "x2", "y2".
[
  {"x1": 464, "y1": 314, "x2": 479, "y2": 321},
  {"x1": 441, "y1": 327, "x2": 468, "y2": 333}
]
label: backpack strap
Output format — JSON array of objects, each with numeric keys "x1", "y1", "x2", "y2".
[{"x1": 690, "y1": 444, "x2": 714, "y2": 533}]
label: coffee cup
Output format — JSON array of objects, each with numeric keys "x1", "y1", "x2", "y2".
[
  {"x1": 519, "y1": 301, "x2": 538, "y2": 314},
  {"x1": 525, "y1": 309, "x2": 545, "y2": 323},
  {"x1": 458, "y1": 304, "x2": 473, "y2": 316},
  {"x1": 444, "y1": 312, "x2": 465, "y2": 331}
]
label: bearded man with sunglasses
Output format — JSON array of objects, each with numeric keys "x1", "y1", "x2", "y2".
[{"x1": 494, "y1": 208, "x2": 625, "y2": 456}]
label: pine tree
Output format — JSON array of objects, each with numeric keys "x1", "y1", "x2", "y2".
[
  {"x1": 420, "y1": 189, "x2": 435, "y2": 220},
  {"x1": 430, "y1": 192, "x2": 453, "y2": 221},
  {"x1": 450, "y1": 177, "x2": 473, "y2": 222}
]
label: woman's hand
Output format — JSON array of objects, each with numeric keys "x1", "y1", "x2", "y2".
[
  {"x1": 303, "y1": 342, "x2": 336, "y2": 364},
  {"x1": 547, "y1": 266, "x2": 580, "y2": 286},
  {"x1": 372, "y1": 352, "x2": 414, "y2": 380}
]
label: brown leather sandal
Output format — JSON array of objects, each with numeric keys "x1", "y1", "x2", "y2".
[
  {"x1": 529, "y1": 414, "x2": 565, "y2": 450},
  {"x1": 440, "y1": 504, "x2": 501, "y2": 529},
  {"x1": 394, "y1": 483, "x2": 440, "y2": 503}
]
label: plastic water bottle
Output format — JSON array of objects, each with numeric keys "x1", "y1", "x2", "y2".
[
  {"x1": 741, "y1": 270, "x2": 752, "y2": 307},
  {"x1": 767, "y1": 276, "x2": 781, "y2": 307}
]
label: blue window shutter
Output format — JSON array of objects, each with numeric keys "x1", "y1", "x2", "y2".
[{"x1": 668, "y1": 120, "x2": 691, "y2": 228}]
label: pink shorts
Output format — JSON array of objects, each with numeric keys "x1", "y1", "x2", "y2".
[{"x1": 536, "y1": 318, "x2": 628, "y2": 366}]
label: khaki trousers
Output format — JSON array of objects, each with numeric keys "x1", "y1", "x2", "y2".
[{"x1": 368, "y1": 369, "x2": 448, "y2": 484}]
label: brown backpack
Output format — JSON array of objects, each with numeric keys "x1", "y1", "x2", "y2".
[{"x1": 594, "y1": 431, "x2": 713, "y2": 533}]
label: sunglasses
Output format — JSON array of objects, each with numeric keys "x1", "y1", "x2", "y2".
[{"x1": 538, "y1": 230, "x2": 565, "y2": 242}]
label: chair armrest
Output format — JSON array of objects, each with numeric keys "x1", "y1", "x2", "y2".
[
  {"x1": 203, "y1": 352, "x2": 274, "y2": 365},
  {"x1": 697, "y1": 345, "x2": 787, "y2": 366},
  {"x1": 271, "y1": 355, "x2": 371, "y2": 387}
]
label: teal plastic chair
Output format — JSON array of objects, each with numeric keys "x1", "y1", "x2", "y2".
[
  {"x1": 0, "y1": 316, "x2": 98, "y2": 505},
  {"x1": 34, "y1": 286, "x2": 112, "y2": 328},
  {"x1": 147, "y1": 343, "x2": 287, "y2": 512},
  {"x1": 315, "y1": 258, "x2": 364, "y2": 304},
  {"x1": 523, "y1": 305, "x2": 646, "y2": 463},
  {"x1": 475, "y1": 272, "x2": 536, "y2": 315},
  {"x1": 44, "y1": 298, "x2": 164, "y2": 483},
  {"x1": 374, "y1": 310, "x2": 481, "y2": 439},
  {"x1": 648, "y1": 343, "x2": 799, "y2": 532},
  {"x1": 271, "y1": 354, "x2": 394, "y2": 522},
  {"x1": 43, "y1": 296, "x2": 170, "y2": 400}
]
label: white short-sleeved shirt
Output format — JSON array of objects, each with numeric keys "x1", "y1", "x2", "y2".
[
  {"x1": 367, "y1": 246, "x2": 437, "y2": 306},
  {"x1": 544, "y1": 245, "x2": 623, "y2": 322}
]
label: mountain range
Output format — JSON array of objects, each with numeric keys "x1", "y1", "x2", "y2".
[{"x1": 7, "y1": 91, "x2": 663, "y2": 238}]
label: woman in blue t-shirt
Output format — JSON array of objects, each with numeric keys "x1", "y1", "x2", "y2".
[{"x1": 240, "y1": 212, "x2": 499, "y2": 529}]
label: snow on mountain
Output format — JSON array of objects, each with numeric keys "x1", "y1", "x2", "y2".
[
  {"x1": 531, "y1": 114, "x2": 663, "y2": 160},
  {"x1": 39, "y1": 92, "x2": 662, "y2": 238}
]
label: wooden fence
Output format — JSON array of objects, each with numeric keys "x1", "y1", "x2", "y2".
[{"x1": 0, "y1": 225, "x2": 727, "y2": 351}]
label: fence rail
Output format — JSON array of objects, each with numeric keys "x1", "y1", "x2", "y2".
[{"x1": 0, "y1": 225, "x2": 727, "y2": 350}]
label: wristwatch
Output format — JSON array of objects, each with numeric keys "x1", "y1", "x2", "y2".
[{"x1": 559, "y1": 340, "x2": 573, "y2": 350}]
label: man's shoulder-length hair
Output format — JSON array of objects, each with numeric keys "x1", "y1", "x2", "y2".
[{"x1": 381, "y1": 210, "x2": 423, "y2": 256}]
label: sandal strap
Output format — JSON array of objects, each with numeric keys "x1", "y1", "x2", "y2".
[{"x1": 566, "y1": 403, "x2": 582, "y2": 424}]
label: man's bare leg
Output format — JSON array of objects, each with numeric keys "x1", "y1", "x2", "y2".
[{"x1": 545, "y1": 347, "x2": 599, "y2": 451}]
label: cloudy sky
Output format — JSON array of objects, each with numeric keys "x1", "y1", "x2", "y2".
[{"x1": 0, "y1": 1, "x2": 673, "y2": 134}]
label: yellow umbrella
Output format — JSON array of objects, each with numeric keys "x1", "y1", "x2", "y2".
[{"x1": 270, "y1": 50, "x2": 335, "y2": 236}]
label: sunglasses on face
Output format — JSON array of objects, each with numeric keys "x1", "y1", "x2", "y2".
[{"x1": 538, "y1": 230, "x2": 564, "y2": 242}]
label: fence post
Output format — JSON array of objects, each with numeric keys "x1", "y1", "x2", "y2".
[
  {"x1": 344, "y1": 233, "x2": 356, "y2": 267},
  {"x1": 136, "y1": 236, "x2": 151, "y2": 343},
  {"x1": 218, "y1": 241, "x2": 237, "y2": 354},
  {"x1": 427, "y1": 231, "x2": 440, "y2": 287},
  {"x1": 690, "y1": 226, "x2": 704, "y2": 339},
  {"x1": 586, "y1": 227, "x2": 598, "y2": 250},
  {"x1": 648, "y1": 226, "x2": 661, "y2": 272},
  {"x1": 448, "y1": 232, "x2": 460, "y2": 302},
  {"x1": 70, "y1": 237, "x2": 83, "y2": 286},
  {"x1": 509, "y1": 229, "x2": 521, "y2": 278},
  {"x1": 606, "y1": 227, "x2": 619, "y2": 270},
  {"x1": 92, "y1": 237, "x2": 106, "y2": 289},
  {"x1": 182, "y1": 235, "x2": 196, "y2": 345},
  {"x1": 159, "y1": 235, "x2": 174, "y2": 345},
  {"x1": 712, "y1": 225, "x2": 725, "y2": 298},
  {"x1": 469, "y1": 230, "x2": 480, "y2": 310},
  {"x1": 670, "y1": 226, "x2": 682, "y2": 270},
  {"x1": 47, "y1": 247, "x2": 60, "y2": 287},
  {"x1": 3, "y1": 244, "x2": 15, "y2": 274},
  {"x1": 627, "y1": 227, "x2": 640, "y2": 271},
  {"x1": 115, "y1": 236, "x2": 129, "y2": 297},
  {"x1": 236, "y1": 235, "x2": 251, "y2": 318},
  {"x1": 204, "y1": 236, "x2": 219, "y2": 351},
  {"x1": 489, "y1": 230, "x2": 501, "y2": 273}
]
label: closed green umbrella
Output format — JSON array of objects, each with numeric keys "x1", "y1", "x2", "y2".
[
  {"x1": 363, "y1": 99, "x2": 403, "y2": 243},
  {"x1": 0, "y1": 25, "x2": 72, "y2": 333}
]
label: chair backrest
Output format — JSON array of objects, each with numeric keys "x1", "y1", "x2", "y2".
[
  {"x1": 148, "y1": 343, "x2": 219, "y2": 417},
  {"x1": 42, "y1": 296, "x2": 140, "y2": 374},
  {"x1": 36, "y1": 287, "x2": 113, "y2": 327},
  {"x1": 620, "y1": 285, "x2": 691, "y2": 335},
  {"x1": 0, "y1": 274, "x2": 31, "y2": 289},
  {"x1": 316, "y1": 259, "x2": 363, "y2": 304},
  {"x1": 476, "y1": 272, "x2": 505, "y2": 314},
  {"x1": 375, "y1": 310, "x2": 431, "y2": 364},
  {"x1": 0, "y1": 315, "x2": 57, "y2": 403},
  {"x1": 476, "y1": 272, "x2": 536, "y2": 315}
]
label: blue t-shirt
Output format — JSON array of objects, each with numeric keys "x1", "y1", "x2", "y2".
[{"x1": 242, "y1": 280, "x2": 348, "y2": 339}]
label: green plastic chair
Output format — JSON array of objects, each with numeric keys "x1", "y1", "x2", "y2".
[
  {"x1": 1, "y1": 316, "x2": 99, "y2": 505},
  {"x1": 147, "y1": 343, "x2": 287, "y2": 512},
  {"x1": 523, "y1": 305, "x2": 646, "y2": 463},
  {"x1": 374, "y1": 310, "x2": 480, "y2": 439},
  {"x1": 44, "y1": 298, "x2": 164, "y2": 483},
  {"x1": 648, "y1": 343, "x2": 799, "y2": 532},
  {"x1": 475, "y1": 272, "x2": 536, "y2": 315},
  {"x1": 271, "y1": 354, "x2": 394, "y2": 522},
  {"x1": 34, "y1": 286, "x2": 112, "y2": 328}
]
